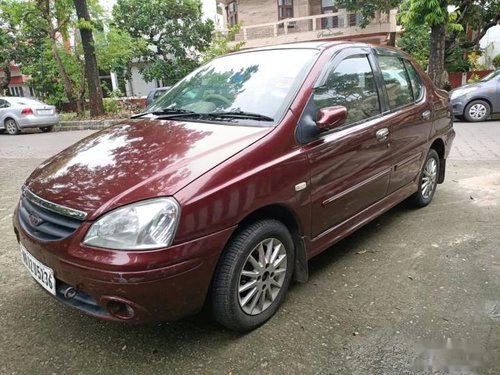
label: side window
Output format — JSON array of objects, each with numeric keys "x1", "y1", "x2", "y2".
[
  {"x1": 313, "y1": 55, "x2": 381, "y2": 126},
  {"x1": 378, "y1": 55, "x2": 414, "y2": 110},
  {"x1": 0, "y1": 99, "x2": 9, "y2": 108},
  {"x1": 403, "y1": 60, "x2": 423, "y2": 100}
]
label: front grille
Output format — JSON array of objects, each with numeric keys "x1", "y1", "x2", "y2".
[{"x1": 18, "y1": 190, "x2": 85, "y2": 241}]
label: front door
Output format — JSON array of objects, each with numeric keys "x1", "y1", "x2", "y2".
[{"x1": 305, "y1": 49, "x2": 392, "y2": 239}]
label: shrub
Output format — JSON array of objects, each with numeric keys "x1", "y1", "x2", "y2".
[
  {"x1": 103, "y1": 98, "x2": 121, "y2": 114},
  {"x1": 493, "y1": 54, "x2": 500, "y2": 69}
]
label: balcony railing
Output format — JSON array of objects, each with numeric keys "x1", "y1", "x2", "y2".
[{"x1": 234, "y1": 10, "x2": 398, "y2": 48}]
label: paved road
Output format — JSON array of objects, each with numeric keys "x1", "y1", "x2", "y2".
[{"x1": 0, "y1": 121, "x2": 499, "y2": 374}]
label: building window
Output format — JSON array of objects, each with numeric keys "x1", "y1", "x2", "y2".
[
  {"x1": 278, "y1": 0, "x2": 293, "y2": 19},
  {"x1": 226, "y1": 1, "x2": 238, "y2": 27},
  {"x1": 321, "y1": 0, "x2": 340, "y2": 28},
  {"x1": 9, "y1": 86, "x2": 23, "y2": 96}
]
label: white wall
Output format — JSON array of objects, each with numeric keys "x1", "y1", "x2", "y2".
[
  {"x1": 479, "y1": 25, "x2": 500, "y2": 69},
  {"x1": 125, "y1": 65, "x2": 158, "y2": 97}
]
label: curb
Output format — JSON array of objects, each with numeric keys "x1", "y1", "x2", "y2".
[{"x1": 54, "y1": 119, "x2": 125, "y2": 132}]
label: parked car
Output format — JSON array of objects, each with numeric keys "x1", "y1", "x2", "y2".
[
  {"x1": 146, "y1": 87, "x2": 171, "y2": 106},
  {"x1": 0, "y1": 97, "x2": 59, "y2": 135},
  {"x1": 13, "y1": 42, "x2": 454, "y2": 331},
  {"x1": 449, "y1": 69, "x2": 500, "y2": 122}
]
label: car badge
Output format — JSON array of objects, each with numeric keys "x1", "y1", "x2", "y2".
[{"x1": 29, "y1": 213, "x2": 43, "y2": 227}]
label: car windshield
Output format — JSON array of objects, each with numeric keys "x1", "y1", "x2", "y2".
[
  {"x1": 147, "y1": 48, "x2": 319, "y2": 125},
  {"x1": 479, "y1": 69, "x2": 500, "y2": 82}
]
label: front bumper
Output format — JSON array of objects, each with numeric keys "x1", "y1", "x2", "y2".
[
  {"x1": 13, "y1": 209, "x2": 235, "y2": 323},
  {"x1": 450, "y1": 98, "x2": 465, "y2": 116}
]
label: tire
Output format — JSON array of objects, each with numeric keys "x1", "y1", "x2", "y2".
[
  {"x1": 211, "y1": 219, "x2": 295, "y2": 331},
  {"x1": 40, "y1": 126, "x2": 53, "y2": 133},
  {"x1": 464, "y1": 100, "x2": 490, "y2": 122},
  {"x1": 409, "y1": 149, "x2": 440, "y2": 208},
  {"x1": 4, "y1": 118, "x2": 20, "y2": 135}
]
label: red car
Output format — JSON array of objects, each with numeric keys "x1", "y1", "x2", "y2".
[{"x1": 13, "y1": 42, "x2": 454, "y2": 331}]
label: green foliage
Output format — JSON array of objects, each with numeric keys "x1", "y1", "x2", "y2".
[
  {"x1": 336, "y1": 0, "x2": 400, "y2": 27},
  {"x1": 202, "y1": 24, "x2": 245, "y2": 64},
  {"x1": 493, "y1": 54, "x2": 500, "y2": 69},
  {"x1": 112, "y1": 0, "x2": 214, "y2": 84},
  {"x1": 396, "y1": 26, "x2": 430, "y2": 69},
  {"x1": 467, "y1": 73, "x2": 480, "y2": 83},
  {"x1": 94, "y1": 27, "x2": 147, "y2": 79},
  {"x1": 103, "y1": 98, "x2": 121, "y2": 114}
]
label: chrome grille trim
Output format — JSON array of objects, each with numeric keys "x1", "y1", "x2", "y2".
[{"x1": 22, "y1": 186, "x2": 88, "y2": 220}]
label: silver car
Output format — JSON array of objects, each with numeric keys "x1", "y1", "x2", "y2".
[
  {"x1": 0, "y1": 97, "x2": 59, "y2": 135},
  {"x1": 450, "y1": 69, "x2": 500, "y2": 122}
]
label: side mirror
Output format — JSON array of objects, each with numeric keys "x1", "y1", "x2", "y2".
[{"x1": 316, "y1": 106, "x2": 348, "y2": 131}]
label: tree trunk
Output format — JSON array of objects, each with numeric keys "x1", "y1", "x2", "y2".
[
  {"x1": 0, "y1": 64, "x2": 11, "y2": 96},
  {"x1": 74, "y1": 0, "x2": 104, "y2": 117},
  {"x1": 428, "y1": 23, "x2": 447, "y2": 88},
  {"x1": 50, "y1": 38, "x2": 79, "y2": 112}
]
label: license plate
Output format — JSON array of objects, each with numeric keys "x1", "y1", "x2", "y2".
[
  {"x1": 20, "y1": 245, "x2": 56, "y2": 296},
  {"x1": 38, "y1": 109, "x2": 52, "y2": 115}
]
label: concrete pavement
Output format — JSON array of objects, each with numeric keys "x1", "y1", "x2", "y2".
[{"x1": 0, "y1": 121, "x2": 499, "y2": 374}]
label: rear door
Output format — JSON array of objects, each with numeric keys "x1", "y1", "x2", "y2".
[
  {"x1": 304, "y1": 48, "x2": 393, "y2": 238},
  {"x1": 373, "y1": 52, "x2": 432, "y2": 193}
]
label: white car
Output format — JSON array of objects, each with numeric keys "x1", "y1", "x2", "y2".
[{"x1": 0, "y1": 97, "x2": 59, "y2": 135}]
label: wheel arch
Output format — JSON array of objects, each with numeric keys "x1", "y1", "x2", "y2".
[
  {"x1": 430, "y1": 138, "x2": 446, "y2": 183},
  {"x1": 222, "y1": 204, "x2": 309, "y2": 284}
]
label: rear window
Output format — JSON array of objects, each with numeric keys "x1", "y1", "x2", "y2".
[
  {"x1": 8, "y1": 98, "x2": 44, "y2": 106},
  {"x1": 378, "y1": 55, "x2": 414, "y2": 110}
]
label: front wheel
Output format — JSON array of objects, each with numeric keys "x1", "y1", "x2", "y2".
[
  {"x1": 211, "y1": 220, "x2": 295, "y2": 331},
  {"x1": 464, "y1": 100, "x2": 490, "y2": 122},
  {"x1": 410, "y1": 149, "x2": 440, "y2": 208}
]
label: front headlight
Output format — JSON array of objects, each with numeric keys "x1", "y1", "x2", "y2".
[
  {"x1": 450, "y1": 87, "x2": 476, "y2": 100},
  {"x1": 83, "y1": 198, "x2": 180, "y2": 250}
]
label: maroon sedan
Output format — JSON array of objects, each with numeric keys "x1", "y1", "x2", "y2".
[{"x1": 13, "y1": 42, "x2": 454, "y2": 331}]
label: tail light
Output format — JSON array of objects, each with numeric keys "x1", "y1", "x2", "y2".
[{"x1": 21, "y1": 108, "x2": 34, "y2": 115}]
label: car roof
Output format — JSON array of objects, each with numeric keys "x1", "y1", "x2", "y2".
[
  {"x1": 228, "y1": 41, "x2": 409, "y2": 59},
  {"x1": 1, "y1": 97, "x2": 45, "y2": 105}
]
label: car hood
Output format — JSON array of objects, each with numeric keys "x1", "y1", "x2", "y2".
[{"x1": 25, "y1": 119, "x2": 271, "y2": 219}]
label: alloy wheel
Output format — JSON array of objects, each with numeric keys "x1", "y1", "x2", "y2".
[
  {"x1": 237, "y1": 238, "x2": 287, "y2": 316},
  {"x1": 5, "y1": 119, "x2": 18, "y2": 135},
  {"x1": 421, "y1": 158, "x2": 437, "y2": 199}
]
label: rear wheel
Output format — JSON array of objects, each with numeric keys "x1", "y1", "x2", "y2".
[
  {"x1": 410, "y1": 149, "x2": 440, "y2": 208},
  {"x1": 464, "y1": 100, "x2": 490, "y2": 122},
  {"x1": 40, "y1": 126, "x2": 53, "y2": 133},
  {"x1": 211, "y1": 219, "x2": 295, "y2": 331},
  {"x1": 5, "y1": 118, "x2": 20, "y2": 135}
]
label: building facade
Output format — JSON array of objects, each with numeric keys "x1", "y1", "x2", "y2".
[
  {"x1": 218, "y1": 0, "x2": 399, "y2": 49},
  {"x1": 0, "y1": 65, "x2": 33, "y2": 98}
]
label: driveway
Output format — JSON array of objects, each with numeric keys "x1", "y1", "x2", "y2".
[{"x1": 1, "y1": 121, "x2": 499, "y2": 374}]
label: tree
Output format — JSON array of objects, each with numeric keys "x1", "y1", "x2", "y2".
[
  {"x1": 337, "y1": 0, "x2": 500, "y2": 88},
  {"x1": 74, "y1": 0, "x2": 104, "y2": 116},
  {"x1": 112, "y1": 0, "x2": 214, "y2": 85},
  {"x1": 94, "y1": 27, "x2": 147, "y2": 90},
  {"x1": 0, "y1": 28, "x2": 15, "y2": 95},
  {"x1": 201, "y1": 24, "x2": 244, "y2": 64}
]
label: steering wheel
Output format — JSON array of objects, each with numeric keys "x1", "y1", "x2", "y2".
[{"x1": 203, "y1": 93, "x2": 232, "y2": 106}]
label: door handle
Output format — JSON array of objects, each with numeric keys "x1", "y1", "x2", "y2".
[
  {"x1": 421, "y1": 110, "x2": 432, "y2": 120},
  {"x1": 375, "y1": 128, "x2": 390, "y2": 141}
]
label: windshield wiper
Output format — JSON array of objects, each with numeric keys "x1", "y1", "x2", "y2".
[
  {"x1": 132, "y1": 109, "x2": 274, "y2": 122},
  {"x1": 205, "y1": 111, "x2": 274, "y2": 122},
  {"x1": 131, "y1": 107, "x2": 196, "y2": 119}
]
